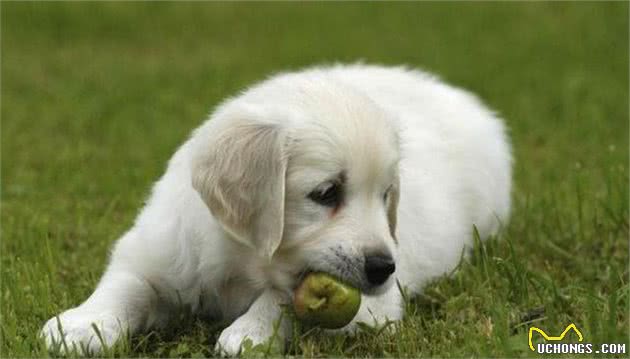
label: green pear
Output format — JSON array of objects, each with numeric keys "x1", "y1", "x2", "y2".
[{"x1": 293, "y1": 272, "x2": 361, "y2": 329}]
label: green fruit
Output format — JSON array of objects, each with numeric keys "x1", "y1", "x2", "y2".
[{"x1": 293, "y1": 272, "x2": 361, "y2": 329}]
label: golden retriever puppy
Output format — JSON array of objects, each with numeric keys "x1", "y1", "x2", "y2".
[{"x1": 42, "y1": 64, "x2": 511, "y2": 356}]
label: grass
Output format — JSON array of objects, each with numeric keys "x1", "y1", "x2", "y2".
[{"x1": 1, "y1": 2, "x2": 628, "y2": 357}]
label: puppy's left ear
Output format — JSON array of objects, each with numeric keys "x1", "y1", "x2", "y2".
[
  {"x1": 191, "y1": 119, "x2": 289, "y2": 259},
  {"x1": 387, "y1": 177, "x2": 400, "y2": 242}
]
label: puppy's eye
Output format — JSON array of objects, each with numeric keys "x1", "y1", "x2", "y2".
[
  {"x1": 308, "y1": 182, "x2": 343, "y2": 207},
  {"x1": 383, "y1": 185, "x2": 393, "y2": 202}
]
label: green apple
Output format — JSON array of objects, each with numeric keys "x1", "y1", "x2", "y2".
[{"x1": 293, "y1": 272, "x2": 361, "y2": 329}]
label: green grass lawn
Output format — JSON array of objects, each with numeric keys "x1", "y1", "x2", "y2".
[{"x1": 2, "y1": 2, "x2": 628, "y2": 357}]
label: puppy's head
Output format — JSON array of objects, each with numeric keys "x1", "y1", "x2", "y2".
[{"x1": 192, "y1": 86, "x2": 400, "y2": 295}]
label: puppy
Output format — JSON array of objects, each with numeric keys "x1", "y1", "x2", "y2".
[{"x1": 41, "y1": 64, "x2": 511, "y2": 356}]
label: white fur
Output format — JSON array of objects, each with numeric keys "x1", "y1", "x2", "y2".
[{"x1": 41, "y1": 64, "x2": 511, "y2": 356}]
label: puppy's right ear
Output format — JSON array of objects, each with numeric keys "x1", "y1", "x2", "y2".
[{"x1": 191, "y1": 118, "x2": 288, "y2": 259}]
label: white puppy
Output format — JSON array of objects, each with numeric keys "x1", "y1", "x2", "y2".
[{"x1": 41, "y1": 64, "x2": 511, "y2": 356}]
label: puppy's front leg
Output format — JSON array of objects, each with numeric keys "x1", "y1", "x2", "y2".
[
  {"x1": 41, "y1": 270, "x2": 156, "y2": 355},
  {"x1": 215, "y1": 289, "x2": 290, "y2": 356},
  {"x1": 335, "y1": 283, "x2": 403, "y2": 335}
]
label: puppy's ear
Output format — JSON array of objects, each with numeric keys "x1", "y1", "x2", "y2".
[
  {"x1": 387, "y1": 177, "x2": 400, "y2": 243},
  {"x1": 191, "y1": 119, "x2": 288, "y2": 259}
]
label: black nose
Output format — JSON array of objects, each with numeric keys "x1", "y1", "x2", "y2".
[{"x1": 364, "y1": 254, "x2": 396, "y2": 285}]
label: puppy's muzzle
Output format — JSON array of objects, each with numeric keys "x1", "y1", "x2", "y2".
[{"x1": 364, "y1": 253, "x2": 396, "y2": 286}]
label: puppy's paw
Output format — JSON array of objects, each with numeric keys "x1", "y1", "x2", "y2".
[
  {"x1": 214, "y1": 316, "x2": 284, "y2": 357},
  {"x1": 337, "y1": 316, "x2": 400, "y2": 336},
  {"x1": 329, "y1": 291, "x2": 403, "y2": 336},
  {"x1": 40, "y1": 308, "x2": 125, "y2": 355}
]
